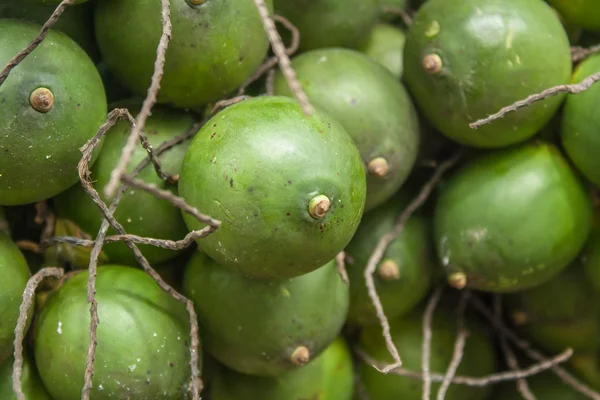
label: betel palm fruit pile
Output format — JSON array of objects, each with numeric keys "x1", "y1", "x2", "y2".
[{"x1": 1, "y1": 0, "x2": 600, "y2": 399}]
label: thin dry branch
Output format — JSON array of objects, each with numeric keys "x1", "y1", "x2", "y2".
[
  {"x1": 210, "y1": 95, "x2": 251, "y2": 115},
  {"x1": 252, "y1": 0, "x2": 312, "y2": 115},
  {"x1": 104, "y1": 0, "x2": 173, "y2": 198},
  {"x1": 572, "y1": 44, "x2": 600, "y2": 63},
  {"x1": 494, "y1": 295, "x2": 536, "y2": 400},
  {"x1": 0, "y1": 0, "x2": 77, "y2": 87},
  {"x1": 356, "y1": 347, "x2": 573, "y2": 387},
  {"x1": 237, "y1": 14, "x2": 300, "y2": 95},
  {"x1": 422, "y1": 287, "x2": 444, "y2": 400},
  {"x1": 436, "y1": 291, "x2": 471, "y2": 400},
  {"x1": 470, "y1": 72, "x2": 600, "y2": 129},
  {"x1": 471, "y1": 296, "x2": 600, "y2": 400},
  {"x1": 381, "y1": 6, "x2": 413, "y2": 26},
  {"x1": 12, "y1": 267, "x2": 64, "y2": 400},
  {"x1": 336, "y1": 251, "x2": 349, "y2": 285},
  {"x1": 363, "y1": 150, "x2": 463, "y2": 374}
]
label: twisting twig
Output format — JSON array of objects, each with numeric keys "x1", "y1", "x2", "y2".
[
  {"x1": 436, "y1": 291, "x2": 471, "y2": 400},
  {"x1": 77, "y1": 113, "x2": 217, "y2": 400},
  {"x1": 104, "y1": 0, "x2": 173, "y2": 198},
  {"x1": 237, "y1": 14, "x2": 300, "y2": 95},
  {"x1": 363, "y1": 150, "x2": 464, "y2": 374},
  {"x1": 15, "y1": 240, "x2": 42, "y2": 254},
  {"x1": 422, "y1": 287, "x2": 444, "y2": 400},
  {"x1": 357, "y1": 347, "x2": 573, "y2": 386},
  {"x1": 210, "y1": 96, "x2": 251, "y2": 115},
  {"x1": 470, "y1": 72, "x2": 600, "y2": 129},
  {"x1": 572, "y1": 44, "x2": 600, "y2": 63},
  {"x1": 494, "y1": 295, "x2": 536, "y2": 400},
  {"x1": 0, "y1": 0, "x2": 77, "y2": 87},
  {"x1": 252, "y1": 0, "x2": 312, "y2": 115},
  {"x1": 471, "y1": 296, "x2": 600, "y2": 400},
  {"x1": 336, "y1": 251, "x2": 349, "y2": 285},
  {"x1": 12, "y1": 267, "x2": 64, "y2": 400},
  {"x1": 266, "y1": 68, "x2": 276, "y2": 96}
]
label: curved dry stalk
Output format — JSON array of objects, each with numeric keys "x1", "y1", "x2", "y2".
[
  {"x1": 336, "y1": 251, "x2": 349, "y2": 285},
  {"x1": 252, "y1": 0, "x2": 312, "y2": 115},
  {"x1": 0, "y1": 0, "x2": 77, "y2": 87},
  {"x1": 356, "y1": 347, "x2": 573, "y2": 387},
  {"x1": 422, "y1": 287, "x2": 444, "y2": 400},
  {"x1": 470, "y1": 72, "x2": 600, "y2": 129},
  {"x1": 104, "y1": 0, "x2": 173, "y2": 198},
  {"x1": 572, "y1": 44, "x2": 600, "y2": 63},
  {"x1": 13, "y1": 267, "x2": 64, "y2": 400},
  {"x1": 363, "y1": 150, "x2": 464, "y2": 374}
]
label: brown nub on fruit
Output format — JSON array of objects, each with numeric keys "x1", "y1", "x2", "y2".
[
  {"x1": 367, "y1": 157, "x2": 390, "y2": 178},
  {"x1": 422, "y1": 54, "x2": 443, "y2": 75},
  {"x1": 377, "y1": 259, "x2": 400, "y2": 280},
  {"x1": 30, "y1": 87, "x2": 54, "y2": 113},
  {"x1": 308, "y1": 195, "x2": 331, "y2": 219},
  {"x1": 448, "y1": 272, "x2": 467, "y2": 289},
  {"x1": 290, "y1": 346, "x2": 310, "y2": 365}
]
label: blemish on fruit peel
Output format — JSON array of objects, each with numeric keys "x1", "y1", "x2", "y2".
[{"x1": 425, "y1": 20, "x2": 440, "y2": 38}]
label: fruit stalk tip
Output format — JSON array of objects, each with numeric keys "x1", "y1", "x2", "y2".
[
  {"x1": 448, "y1": 272, "x2": 467, "y2": 289},
  {"x1": 377, "y1": 259, "x2": 400, "y2": 280},
  {"x1": 30, "y1": 87, "x2": 54, "y2": 113},
  {"x1": 367, "y1": 157, "x2": 390, "y2": 178},
  {"x1": 290, "y1": 346, "x2": 310, "y2": 365},
  {"x1": 308, "y1": 195, "x2": 331, "y2": 219}
]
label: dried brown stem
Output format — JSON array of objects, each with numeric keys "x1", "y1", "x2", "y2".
[
  {"x1": 470, "y1": 72, "x2": 600, "y2": 129},
  {"x1": 0, "y1": 0, "x2": 77, "y2": 87},
  {"x1": 252, "y1": 0, "x2": 312, "y2": 115},
  {"x1": 494, "y1": 295, "x2": 536, "y2": 400},
  {"x1": 266, "y1": 68, "x2": 276, "y2": 96},
  {"x1": 34, "y1": 201, "x2": 48, "y2": 225},
  {"x1": 357, "y1": 347, "x2": 573, "y2": 387},
  {"x1": 46, "y1": 226, "x2": 214, "y2": 251},
  {"x1": 422, "y1": 287, "x2": 444, "y2": 400},
  {"x1": 572, "y1": 44, "x2": 600, "y2": 63},
  {"x1": 471, "y1": 296, "x2": 600, "y2": 400},
  {"x1": 237, "y1": 14, "x2": 300, "y2": 95},
  {"x1": 381, "y1": 6, "x2": 413, "y2": 26},
  {"x1": 104, "y1": 0, "x2": 173, "y2": 198},
  {"x1": 336, "y1": 251, "x2": 349, "y2": 285},
  {"x1": 363, "y1": 150, "x2": 463, "y2": 374},
  {"x1": 15, "y1": 240, "x2": 42, "y2": 253},
  {"x1": 436, "y1": 291, "x2": 471, "y2": 400},
  {"x1": 210, "y1": 95, "x2": 251, "y2": 115},
  {"x1": 13, "y1": 267, "x2": 64, "y2": 400}
]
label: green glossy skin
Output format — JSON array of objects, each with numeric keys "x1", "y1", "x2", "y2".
[
  {"x1": 94, "y1": 0, "x2": 271, "y2": 109},
  {"x1": 548, "y1": 0, "x2": 600, "y2": 31},
  {"x1": 403, "y1": 0, "x2": 572, "y2": 148},
  {"x1": 0, "y1": 355, "x2": 51, "y2": 400},
  {"x1": 0, "y1": 1, "x2": 99, "y2": 61},
  {"x1": 54, "y1": 102, "x2": 194, "y2": 266},
  {"x1": 0, "y1": 233, "x2": 31, "y2": 365},
  {"x1": 493, "y1": 371, "x2": 588, "y2": 400},
  {"x1": 434, "y1": 141, "x2": 593, "y2": 292},
  {"x1": 504, "y1": 261, "x2": 600, "y2": 355},
  {"x1": 344, "y1": 191, "x2": 434, "y2": 326},
  {"x1": 0, "y1": 19, "x2": 106, "y2": 206},
  {"x1": 178, "y1": 96, "x2": 366, "y2": 279},
  {"x1": 274, "y1": 0, "x2": 378, "y2": 51},
  {"x1": 182, "y1": 251, "x2": 349, "y2": 377},
  {"x1": 33, "y1": 265, "x2": 193, "y2": 400},
  {"x1": 561, "y1": 53, "x2": 600, "y2": 187},
  {"x1": 583, "y1": 226, "x2": 600, "y2": 292},
  {"x1": 359, "y1": 306, "x2": 496, "y2": 400},
  {"x1": 358, "y1": 23, "x2": 406, "y2": 78},
  {"x1": 273, "y1": 49, "x2": 419, "y2": 212},
  {"x1": 211, "y1": 337, "x2": 353, "y2": 400}
]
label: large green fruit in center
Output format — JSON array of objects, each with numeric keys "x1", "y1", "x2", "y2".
[
  {"x1": 0, "y1": 232, "x2": 31, "y2": 366},
  {"x1": 434, "y1": 141, "x2": 593, "y2": 292},
  {"x1": 0, "y1": 19, "x2": 107, "y2": 206},
  {"x1": 561, "y1": 53, "x2": 600, "y2": 187},
  {"x1": 94, "y1": 0, "x2": 272, "y2": 109},
  {"x1": 403, "y1": 0, "x2": 572, "y2": 148},
  {"x1": 178, "y1": 96, "x2": 367, "y2": 279},
  {"x1": 33, "y1": 265, "x2": 193, "y2": 400},
  {"x1": 182, "y1": 251, "x2": 349, "y2": 377}
]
